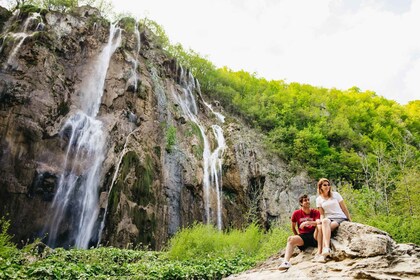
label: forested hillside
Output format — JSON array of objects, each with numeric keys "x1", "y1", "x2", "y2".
[{"x1": 143, "y1": 18, "x2": 420, "y2": 242}]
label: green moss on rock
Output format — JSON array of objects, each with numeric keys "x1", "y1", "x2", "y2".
[{"x1": 118, "y1": 151, "x2": 155, "y2": 206}]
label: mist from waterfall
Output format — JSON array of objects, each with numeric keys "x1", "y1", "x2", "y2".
[
  {"x1": 173, "y1": 67, "x2": 226, "y2": 229},
  {"x1": 44, "y1": 25, "x2": 122, "y2": 249}
]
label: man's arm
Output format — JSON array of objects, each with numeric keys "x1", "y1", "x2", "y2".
[
  {"x1": 299, "y1": 220, "x2": 318, "y2": 228},
  {"x1": 291, "y1": 221, "x2": 298, "y2": 235}
]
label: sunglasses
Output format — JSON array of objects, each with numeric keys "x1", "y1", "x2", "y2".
[
  {"x1": 322, "y1": 183, "x2": 330, "y2": 186},
  {"x1": 302, "y1": 198, "x2": 310, "y2": 202}
]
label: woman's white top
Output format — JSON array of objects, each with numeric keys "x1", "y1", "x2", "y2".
[{"x1": 316, "y1": 191, "x2": 347, "y2": 219}]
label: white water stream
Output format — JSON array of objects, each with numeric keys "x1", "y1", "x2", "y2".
[
  {"x1": 45, "y1": 25, "x2": 122, "y2": 248},
  {"x1": 2, "y1": 12, "x2": 43, "y2": 70},
  {"x1": 173, "y1": 67, "x2": 226, "y2": 229}
]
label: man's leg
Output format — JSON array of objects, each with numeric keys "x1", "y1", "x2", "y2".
[{"x1": 284, "y1": 235, "x2": 304, "y2": 262}]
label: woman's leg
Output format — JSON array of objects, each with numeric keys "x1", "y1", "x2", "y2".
[{"x1": 322, "y1": 218, "x2": 339, "y2": 249}]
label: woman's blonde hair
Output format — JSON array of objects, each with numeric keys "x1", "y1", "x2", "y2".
[{"x1": 317, "y1": 178, "x2": 331, "y2": 197}]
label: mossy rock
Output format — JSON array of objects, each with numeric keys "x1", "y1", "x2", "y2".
[
  {"x1": 118, "y1": 16, "x2": 136, "y2": 33},
  {"x1": 19, "y1": 4, "x2": 42, "y2": 15},
  {"x1": 0, "y1": 6, "x2": 12, "y2": 31},
  {"x1": 118, "y1": 151, "x2": 155, "y2": 206},
  {"x1": 131, "y1": 208, "x2": 156, "y2": 248},
  {"x1": 32, "y1": 30, "x2": 56, "y2": 48}
]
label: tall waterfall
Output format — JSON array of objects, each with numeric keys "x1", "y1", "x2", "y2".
[
  {"x1": 44, "y1": 25, "x2": 122, "y2": 248},
  {"x1": 97, "y1": 23, "x2": 142, "y2": 245},
  {"x1": 173, "y1": 68, "x2": 226, "y2": 229}
]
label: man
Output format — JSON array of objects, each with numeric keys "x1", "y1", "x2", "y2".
[{"x1": 278, "y1": 194, "x2": 324, "y2": 271}]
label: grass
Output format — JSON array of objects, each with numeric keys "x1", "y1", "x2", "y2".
[{"x1": 0, "y1": 222, "x2": 290, "y2": 279}]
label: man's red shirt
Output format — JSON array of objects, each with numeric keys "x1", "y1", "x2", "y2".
[{"x1": 291, "y1": 208, "x2": 320, "y2": 234}]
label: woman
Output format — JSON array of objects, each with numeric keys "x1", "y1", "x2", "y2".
[{"x1": 316, "y1": 178, "x2": 351, "y2": 257}]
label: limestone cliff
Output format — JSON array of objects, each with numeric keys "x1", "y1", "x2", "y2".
[{"x1": 0, "y1": 5, "x2": 311, "y2": 249}]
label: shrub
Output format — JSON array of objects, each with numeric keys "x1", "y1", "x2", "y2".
[{"x1": 0, "y1": 217, "x2": 17, "y2": 259}]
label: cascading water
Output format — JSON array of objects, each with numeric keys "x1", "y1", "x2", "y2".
[
  {"x1": 97, "y1": 24, "x2": 141, "y2": 244},
  {"x1": 44, "y1": 25, "x2": 122, "y2": 248},
  {"x1": 173, "y1": 67, "x2": 226, "y2": 229},
  {"x1": 2, "y1": 12, "x2": 43, "y2": 70},
  {"x1": 210, "y1": 125, "x2": 226, "y2": 229},
  {"x1": 125, "y1": 22, "x2": 141, "y2": 92}
]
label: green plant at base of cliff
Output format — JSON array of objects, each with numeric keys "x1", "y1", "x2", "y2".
[
  {"x1": 166, "y1": 223, "x2": 289, "y2": 262},
  {"x1": 0, "y1": 223, "x2": 289, "y2": 279},
  {"x1": 165, "y1": 125, "x2": 177, "y2": 153},
  {"x1": 0, "y1": 217, "x2": 18, "y2": 260}
]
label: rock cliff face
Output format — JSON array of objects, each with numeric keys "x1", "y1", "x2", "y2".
[
  {"x1": 225, "y1": 222, "x2": 420, "y2": 280},
  {"x1": 0, "y1": 6, "x2": 311, "y2": 249}
]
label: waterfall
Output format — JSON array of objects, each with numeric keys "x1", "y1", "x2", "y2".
[
  {"x1": 2, "y1": 12, "x2": 43, "y2": 70},
  {"x1": 44, "y1": 25, "x2": 122, "y2": 249},
  {"x1": 173, "y1": 67, "x2": 226, "y2": 229},
  {"x1": 210, "y1": 125, "x2": 226, "y2": 229},
  {"x1": 126, "y1": 22, "x2": 141, "y2": 92}
]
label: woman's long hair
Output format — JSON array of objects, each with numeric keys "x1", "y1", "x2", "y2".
[{"x1": 317, "y1": 178, "x2": 331, "y2": 198}]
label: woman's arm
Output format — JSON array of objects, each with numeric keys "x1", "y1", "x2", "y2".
[
  {"x1": 339, "y1": 200, "x2": 351, "y2": 222},
  {"x1": 318, "y1": 207, "x2": 325, "y2": 220}
]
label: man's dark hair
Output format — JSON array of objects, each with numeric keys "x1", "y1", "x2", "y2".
[{"x1": 299, "y1": 194, "x2": 309, "y2": 205}]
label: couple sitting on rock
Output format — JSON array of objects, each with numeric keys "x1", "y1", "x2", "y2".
[{"x1": 278, "y1": 178, "x2": 352, "y2": 270}]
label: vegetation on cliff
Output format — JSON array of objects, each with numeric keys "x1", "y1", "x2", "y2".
[{"x1": 137, "y1": 20, "x2": 420, "y2": 245}]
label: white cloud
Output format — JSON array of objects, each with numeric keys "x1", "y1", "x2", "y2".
[{"x1": 1, "y1": 0, "x2": 418, "y2": 104}]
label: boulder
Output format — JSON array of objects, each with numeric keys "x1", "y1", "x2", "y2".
[{"x1": 225, "y1": 222, "x2": 420, "y2": 280}]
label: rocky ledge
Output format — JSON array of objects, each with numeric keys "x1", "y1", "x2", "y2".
[{"x1": 224, "y1": 222, "x2": 420, "y2": 280}]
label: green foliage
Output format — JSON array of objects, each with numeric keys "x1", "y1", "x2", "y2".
[
  {"x1": 117, "y1": 16, "x2": 136, "y2": 33},
  {"x1": 165, "y1": 125, "x2": 177, "y2": 153},
  {"x1": 139, "y1": 18, "x2": 170, "y2": 49},
  {"x1": 339, "y1": 184, "x2": 419, "y2": 244},
  {"x1": 79, "y1": 0, "x2": 113, "y2": 17},
  {"x1": 33, "y1": 0, "x2": 78, "y2": 11},
  {"x1": 0, "y1": 223, "x2": 289, "y2": 279},
  {"x1": 0, "y1": 217, "x2": 17, "y2": 260},
  {"x1": 166, "y1": 223, "x2": 289, "y2": 262},
  {"x1": 365, "y1": 215, "x2": 420, "y2": 244}
]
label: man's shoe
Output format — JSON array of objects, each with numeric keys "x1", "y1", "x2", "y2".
[
  {"x1": 322, "y1": 247, "x2": 331, "y2": 257},
  {"x1": 278, "y1": 261, "x2": 291, "y2": 271},
  {"x1": 313, "y1": 254, "x2": 326, "y2": 263}
]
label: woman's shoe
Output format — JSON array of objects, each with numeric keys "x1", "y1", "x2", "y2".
[
  {"x1": 313, "y1": 254, "x2": 326, "y2": 263},
  {"x1": 322, "y1": 247, "x2": 331, "y2": 257}
]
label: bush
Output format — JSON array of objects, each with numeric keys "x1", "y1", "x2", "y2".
[
  {"x1": 364, "y1": 215, "x2": 420, "y2": 244},
  {"x1": 166, "y1": 222, "x2": 289, "y2": 261},
  {"x1": 0, "y1": 217, "x2": 17, "y2": 259}
]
